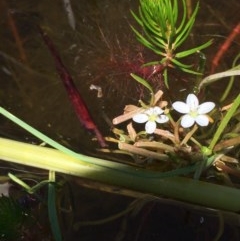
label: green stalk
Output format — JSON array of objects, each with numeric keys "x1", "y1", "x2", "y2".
[
  {"x1": 1, "y1": 137, "x2": 240, "y2": 212},
  {"x1": 208, "y1": 94, "x2": 240, "y2": 151},
  {"x1": 48, "y1": 171, "x2": 62, "y2": 241},
  {"x1": 220, "y1": 53, "x2": 240, "y2": 102}
]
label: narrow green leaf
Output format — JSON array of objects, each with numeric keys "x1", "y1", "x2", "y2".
[
  {"x1": 142, "y1": 61, "x2": 162, "y2": 67},
  {"x1": 171, "y1": 58, "x2": 193, "y2": 69},
  {"x1": 172, "y1": 0, "x2": 179, "y2": 24},
  {"x1": 209, "y1": 94, "x2": 240, "y2": 151},
  {"x1": 0, "y1": 106, "x2": 79, "y2": 158},
  {"x1": 165, "y1": 0, "x2": 174, "y2": 29},
  {"x1": 130, "y1": 73, "x2": 153, "y2": 94},
  {"x1": 48, "y1": 182, "x2": 62, "y2": 241},
  {"x1": 130, "y1": 9, "x2": 143, "y2": 27},
  {"x1": 198, "y1": 67, "x2": 240, "y2": 90},
  {"x1": 180, "y1": 67, "x2": 202, "y2": 75},
  {"x1": 163, "y1": 68, "x2": 169, "y2": 88},
  {"x1": 140, "y1": 6, "x2": 160, "y2": 36},
  {"x1": 175, "y1": 40, "x2": 212, "y2": 58},
  {"x1": 174, "y1": 2, "x2": 199, "y2": 48},
  {"x1": 130, "y1": 26, "x2": 156, "y2": 50},
  {"x1": 176, "y1": 0, "x2": 187, "y2": 34},
  {"x1": 8, "y1": 173, "x2": 32, "y2": 191}
]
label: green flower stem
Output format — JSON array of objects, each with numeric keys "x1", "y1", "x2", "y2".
[{"x1": 1, "y1": 137, "x2": 240, "y2": 212}]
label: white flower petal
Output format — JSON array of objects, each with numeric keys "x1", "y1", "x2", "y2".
[
  {"x1": 145, "y1": 121, "x2": 156, "y2": 134},
  {"x1": 181, "y1": 114, "x2": 195, "y2": 128},
  {"x1": 195, "y1": 115, "x2": 209, "y2": 126},
  {"x1": 172, "y1": 101, "x2": 190, "y2": 114},
  {"x1": 133, "y1": 113, "x2": 148, "y2": 123},
  {"x1": 152, "y1": 106, "x2": 163, "y2": 115},
  {"x1": 198, "y1": 102, "x2": 215, "y2": 114},
  {"x1": 156, "y1": 115, "x2": 169, "y2": 123},
  {"x1": 186, "y1": 94, "x2": 199, "y2": 111},
  {"x1": 144, "y1": 108, "x2": 153, "y2": 115}
]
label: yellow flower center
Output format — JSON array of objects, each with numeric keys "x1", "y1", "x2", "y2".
[
  {"x1": 189, "y1": 109, "x2": 198, "y2": 118},
  {"x1": 148, "y1": 114, "x2": 157, "y2": 122}
]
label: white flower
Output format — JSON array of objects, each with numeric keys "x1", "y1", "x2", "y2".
[
  {"x1": 172, "y1": 93, "x2": 215, "y2": 128},
  {"x1": 132, "y1": 106, "x2": 169, "y2": 134}
]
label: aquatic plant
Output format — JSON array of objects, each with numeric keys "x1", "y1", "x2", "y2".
[
  {"x1": 0, "y1": 0, "x2": 240, "y2": 240},
  {"x1": 130, "y1": 0, "x2": 212, "y2": 87},
  {"x1": 110, "y1": 68, "x2": 240, "y2": 182},
  {"x1": 103, "y1": 0, "x2": 240, "y2": 182}
]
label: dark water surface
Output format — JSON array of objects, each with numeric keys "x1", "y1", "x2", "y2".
[
  {"x1": 0, "y1": 0, "x2": 240, "y2": 240},
  {"x1": 0, "y1": 0, "x2": 239, "y2": 152}
]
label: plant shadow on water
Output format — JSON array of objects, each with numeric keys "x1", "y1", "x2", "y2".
[{"x1": 0, "y1": 0, "x2": 240, "y2": 240}]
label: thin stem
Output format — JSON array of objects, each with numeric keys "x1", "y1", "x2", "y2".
[
  {"x1": 209, "y1": 94, "x2": 240, "y2": 150},
  {"x1": 197, "y1": 68, "x2": 240, "y2": 91},
  {"x1": 118, "y1": 142, "x2": 169, "y2": 161},
  {"x1": 181, "y1": 124, "x2": 198, "y2": 146},
  {"x1": 220, "y1": 53, "x2": 240, "y2": 102},
  {"x1": 0, "y1": 106, "x2": 78, "y2": 158},
  {"x1": 173, "y1": 119, "x2": 181, "y2": 144},
  {"x1": 48, "y1": 171, "x2": 62, "y2": 241}
]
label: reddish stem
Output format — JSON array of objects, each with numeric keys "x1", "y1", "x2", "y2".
[
  {"x1": 38, "y1": 27, "x2": 107, "y2": 148},
  {"x1": 211, "y1": 23, "x2": 240, "y2": 74}
]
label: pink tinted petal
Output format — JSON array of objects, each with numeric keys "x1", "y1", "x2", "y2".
[
  {"x1": 195, "y1": 115, "x2": 209, "y2": 126},
  {"x1": 186, "y1": 94, "x2": 199, "y2": 111},
  {"x1": 145, "y1": 121, "x2": 156, "y2": 134},
  {"x1": 198, "y1": 102, "x2": 215, "y2": 114},
  {"x1": 172, "y1": 101, "x2": 190, "y2": 114},
  {"x1": 133, "y1": 113, "x2": 148, "y2": 123},
  {"x1": 156, "y1": 115, "x2": 169, "y2": 123},
  {"x1": 181, "y1": 114, "x2": 195, "y2": 128}
]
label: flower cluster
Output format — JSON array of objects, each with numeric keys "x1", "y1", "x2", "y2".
[{"x1": 132, "y1": 93, "x2": 215, "y2": 133}]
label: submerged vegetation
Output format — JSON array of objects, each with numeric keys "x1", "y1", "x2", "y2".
[
  {"x1": 108, "y1": 0, "x2": 240, "y2": 182},
  {"x1": 0, "y1": 0, "x2": 240, "y2": 240},
  {"x1": 130, "y1": 0, "x2": 212, "y2": 87}
]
